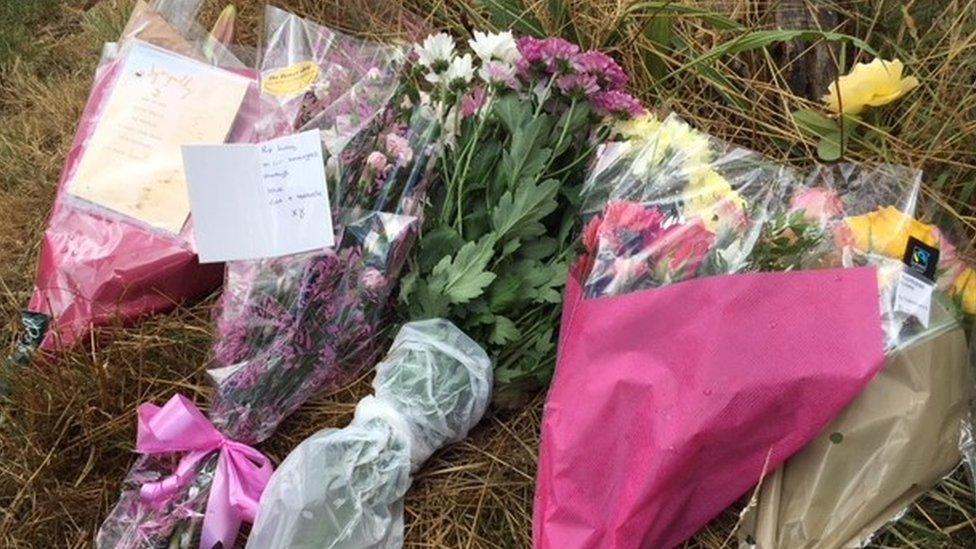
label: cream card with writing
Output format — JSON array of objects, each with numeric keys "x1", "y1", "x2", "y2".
[{"x1": 67, "y1": 41, "x2": 250, "y2": 234}]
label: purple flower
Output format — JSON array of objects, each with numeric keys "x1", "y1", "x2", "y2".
[
  {"x1": 573, "y1": 50, "x2": 628, "y2": 90},
  {"x1": 516, "y1": 36, "x2": 581, "y2": 78},
  {"x1": 556, "y1": 72, "x2": 600, "y2": 99},
  {"x1": 461, "y1": 86, "x2": 487, "y2": 118},
  {"x1": 591, "y1": 90, "x2": 645, "y2": 119}
]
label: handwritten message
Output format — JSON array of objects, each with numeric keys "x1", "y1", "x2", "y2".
[
  {"x1": 67, "y1": 41, "x2": 250, "y2": 234},
  {"x1": 182, "y1": 129, "x2": 334, "y2": 262}
]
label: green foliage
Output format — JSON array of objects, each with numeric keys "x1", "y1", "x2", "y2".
[{"x1": 401, "y1": 94, "x2": 597, "y2": 394}]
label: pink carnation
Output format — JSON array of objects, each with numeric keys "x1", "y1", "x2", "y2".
[
  {"x1": 366, "y1": 151, "x2": 388, "y2": 172},
  {"x1": 385, "y1": 133, "x2": 413, "y2": 164}
]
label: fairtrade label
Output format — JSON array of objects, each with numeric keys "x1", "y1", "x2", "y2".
[{"x1": 262, "y1": 61, "x2": 319, "y2": 96}]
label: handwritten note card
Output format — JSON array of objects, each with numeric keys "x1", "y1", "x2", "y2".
[
  {"x1": 67, "y1": 41, "x2": 250, "y2": 234},
  {"x1": 182, "y1": 129, "x2": 334, "y2": 262}
]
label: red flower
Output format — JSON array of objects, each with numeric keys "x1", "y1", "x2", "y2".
[{"x1": 647, "y1": 219, "x2": 715, "y2": 281}]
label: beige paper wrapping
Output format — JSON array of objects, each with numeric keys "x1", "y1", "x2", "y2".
[{"x1": 738, "y1": 326, "x2": 970, "y2": 548}]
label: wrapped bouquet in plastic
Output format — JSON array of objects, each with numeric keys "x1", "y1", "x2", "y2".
[
  {"x1": 18, "y1": 0, "x2": 257, "y2": 359},
  {"x1": 737, "y1": 168, "x2": 976, "y2": 548},
  {"x1": 248, "y1": 319, "x2": 492, "y2": 548},
  {"x1": 533, "y1": 115, "x2": 920, "y2": 548},
  {"x1": 96, "y1": 22, "x2": 444, "y2": 549}
]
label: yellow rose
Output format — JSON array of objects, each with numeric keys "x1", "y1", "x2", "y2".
[
  {"x1": 822, "y1": 58, "x2": 920, "y2": 115},
  {"x1": 844, "y1": 206, "x2": 938, "y2": 259},
  {"x1": 950, "y1": 268, "x2": 976, "y2": 315}
]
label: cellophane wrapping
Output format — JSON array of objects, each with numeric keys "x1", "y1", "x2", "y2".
[
  {"x1": 533, "y1": 113, "x2": 976, "y2": 548},
  {"x1": 21, "y1": 0, "x2": 257, "y2": 357},
  {"x1": 247, "y1": 319, "x2": 492, "y2": 548},
  {"x1": 736, "y1": 175, "x2": 976, "y2": 548},
  {"x1": 96, "y1": 10, "x2": 442, "y2": 548}
]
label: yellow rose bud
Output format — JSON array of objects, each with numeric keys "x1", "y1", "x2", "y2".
[
  {"x1": 950, "y1": 268, "x2": 976, "y2": 315},
  {"x1": 844, "y1": 206, "x2": 937, "y2": 259},
  {"x1": 823, "y1": 58, "x2": 920, "y2": 115}
]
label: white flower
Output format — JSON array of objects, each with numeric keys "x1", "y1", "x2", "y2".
[
  {"x1": 415, "y1": 33, "x2": 455, "y2": 71},
  {"x1": 478, "y1": 60, "x2": 516, "y2": 86},
  {"x1": 469, "y1": 30, "x2": 519, "y2": 64},
  {"x1": 442, "y1": 53, "x2": 474, "y2": 89}
]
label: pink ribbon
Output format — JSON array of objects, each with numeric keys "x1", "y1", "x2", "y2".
[{"x1": 136, "y1": 394, "x2": 273, "y2": 549}]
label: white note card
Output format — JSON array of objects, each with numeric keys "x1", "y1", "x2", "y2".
[
  {"x1": 183, "y1": 129, "x2": 334, "y2": 262},
  {"x1": 894, "y1": 271, "x2": 934, "y2": 327}
]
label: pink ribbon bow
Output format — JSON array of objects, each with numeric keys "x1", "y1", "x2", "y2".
[{"x1": 136, "y1": 394, "x2": 274, "y2": 549}]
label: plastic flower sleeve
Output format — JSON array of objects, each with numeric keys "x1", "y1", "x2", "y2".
[
  {"x1": 247, "y1": 319, "x2": 492, "y2": 548},
  {"x1": 97, "y1": 53, "x2": 443, "y2": 548},
  {"x1": 577, "y1": 113, "x2": 794, "y2": 297},
  {"x1": 737, "y1": 198, "x2": 976, "y2": 549},
  {"x1": 19, "y1": 0, "x2": 258, "y2": 360}
]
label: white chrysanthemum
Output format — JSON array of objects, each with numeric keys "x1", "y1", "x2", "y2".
[
  {"x1": 441, "y1": 53, "x2": 474, "y2": 88},
  {"x1": 415, "y1": 32, "x2": 456, "y2": 71},
  {"x1": 469, "y1": 30, "x2": 519, "y2": 64}
]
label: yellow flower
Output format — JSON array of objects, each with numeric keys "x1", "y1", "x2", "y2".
[
  {"x1": 822, "y1": 58, "x2": 920, "y2": 115},
  {"x1": 844, "y1": 206, "x2": 938, "y2": 259},
  {"x1": 950, "y1": 268, "x2": 976, "y2": 314},
  {"x1": 685, "y1": 169, "x2": 746, "y2": 231},
  {"x1": 615, "y1": 113, "x2": 662, "y2": 140}
]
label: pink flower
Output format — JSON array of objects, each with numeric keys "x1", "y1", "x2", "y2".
[
  {"x1": 648, "y1": 219, "x2": 715, "y2": 280},
  {"x1": 591, "y1": 90, "x2": 645, "y2": 119},
  {"x1": 581, "y1": 215, "x2": 603, "y2": 254},
  {"x1": 556, "y1": 72, "x2": 600, "y2": 99},
  {"x1": 790, "y1": 187, "x2": 844, "y2": 222},
  {"x1": 385, "y1": 133, "x2": 413, "y2": 164},
  {"x1": 461, "y1": 86, "x2": 487, "y2": 118},
  {"x1": 366, "y1": 151, "x2": 388, "y2": 172},
  {"x1": 360, "y1": 267, "x2": 388, "y2": 293},
  {"x1": 599, "y1": 201, "x2": 665, "y2": 255},
  {"x1": 516, "y1": 36, "x2": 580, "y2": 77},
  {"x1": 572, "y1": 50, "x2": 628, "y2": 90}
]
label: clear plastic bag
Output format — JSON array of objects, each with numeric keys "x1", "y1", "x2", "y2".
[
  {"x1": 96, "y1": 11, "x2": 443, "y2": 548},
  {"x1": 247, "y1": 319, "x2": 492, "y2": 548},
  {"x1": 535, "y1": 112, "x2": 973, "y2": 548},
  {"x1": 20, "y1": 0, "x2": 257, "y2": 358}
]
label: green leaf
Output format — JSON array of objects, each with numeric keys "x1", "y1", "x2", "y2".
[
  {"x1": 817, "y1": 131, "x2": 843, "y2": 161},
  {"x1": 519, "y1": 236, "x2": 558, "y2": 260},
  {"x1": 491, "y1": 178, "x2": 560, "y2": 241},
  {"x1": 493, "y1": 95, "x2": 532, "y2": 134},
  {"x1": 501, "y1": 116, "x2": 553, "y2": 188},
  {"x1": 490, "y1": 315, "x2": 519, "y2": 345},
  {"x1": 428, "y1": 236, "x2": 497, "y2": 304},
  {"x1": 793, "y1": 109, "x2": 838, "y2": 138},
  {"x1": 479, "y1": 0, "x2": 546, "y2": 36},
  {"x1": 418, "y1": 226, "x2": 464, "y2": 272},
  {"x1": 547, "y1": 0, "x2": 578, "y2": 43},
  {"x1": 687, "y1": 29, "x2": 878, "y2": 69}
]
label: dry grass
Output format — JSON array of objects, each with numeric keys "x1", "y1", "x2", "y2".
[{"x1": 1, "y1": 0, "x2": 975, "y2": 548}]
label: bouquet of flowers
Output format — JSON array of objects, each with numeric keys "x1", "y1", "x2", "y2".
[
  {"x1": 398, "y1": 30, "x2": 644, "y2": 395},
  {"x1": 16, "y1": 0, "x2": 255, "y2": 360},
  {"x1": 248, "y1": 319, "x2": 492, "y2": 548},
  {"x1": 737, "y1": 167, "x2": 976, "y2": 548},
  {"x1": 534, "y1": 116, "x2": 910, "y2": 548},
  {"x1": 96, "y1": 17, "x2": 444, "y2": 548}
]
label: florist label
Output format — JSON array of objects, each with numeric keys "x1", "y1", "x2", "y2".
[
  {"x1": 262, "y1": 61, "x2": 320, "y2": 96},
  {"x1": 67, "y1": 41, "x2": 250, "y2": 234},
  {"x1": 182, "y1": 129, "x2": 334, "y2": 262}
]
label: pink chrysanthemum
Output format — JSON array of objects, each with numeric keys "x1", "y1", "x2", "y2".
[
  {"x1": 591, "y1": 90, "x2": 646, "y2": 119},
  {"x1": 573, "y1": 50, "x2": 628, "y2": 90},
  {"x1": 556, "y1": 72, "x2": 600, "y2": 99}
]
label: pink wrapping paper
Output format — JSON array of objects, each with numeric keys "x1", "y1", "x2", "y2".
[
  {"x1": 27, "y1": 55, "x2": 260, "y2": 351},
  {"x1": 534, "y1": 267, "x2": 885, "y2": 549}
]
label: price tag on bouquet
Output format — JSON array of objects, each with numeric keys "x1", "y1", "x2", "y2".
[
  {"x1": 183, "y1": 129, "x2": 334, "y2": 262},
  {"x1": 894, "y1": 236, "x2": 940, "y2": 327}
]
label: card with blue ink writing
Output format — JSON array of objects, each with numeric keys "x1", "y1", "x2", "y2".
[{"x1": 182, "y1": 129, "x2": 334, "y2": 262}]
